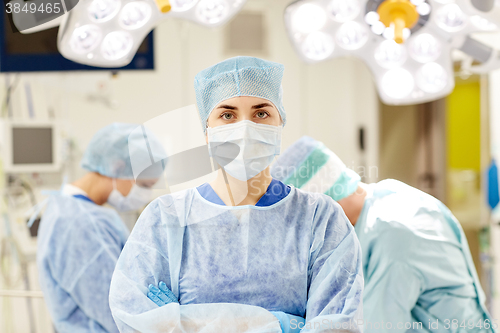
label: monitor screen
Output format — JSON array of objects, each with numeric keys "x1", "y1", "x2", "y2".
[{"x1": 12, "y1": 127, "x2": 53, "y2": 165}]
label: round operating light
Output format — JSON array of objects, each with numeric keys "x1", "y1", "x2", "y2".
[
  {"x1": 302, "y1": 31, "x2": 334, "y2": 61},
  {"x1": 171, "y1": 0, "x2": 198, "y2": 12},
  {"x1": 88, "y1": 0, "x2": 121, "y2": 22},
  {"x1": 336, "y1": 22, "x2": 368, "y2": 50},
  {"x1": 383, "y1": 26, "x2": 394, "y2": 40},
  {"x1": 365, "y1": 11, "x2": 379, "y2": 25},
  {"x1": 403, "y1": 28, "x2": 411, "y2": 40},
  {"x1": 292, "y1": 3, "x2": 327, "y2": 34},
  {"x1": 375, "y1": 40, "x2": 407, "y2": 69},
  {"x1": 382, "y1": 68, "x2": 414, "y2": 99},
  {"x1": 382, "y1": 26, "x2": 411, "y2": 41},
  {"x1": 70, "y1": 25, "x2": 102, "y2": 54},
  {"x1": 416, "y1": 62, "x2": 448, "y2": 93},
  {"x1": 196, "y1": 0, "x2": 228, "y2": 25},
  {"x1": 371, "y1": 21, "x2": 385, "y2": 35},
  {"x1": 101, "y1": 31, "x2": 134, "y2": 60},
  {"x1": 417, "y1": 3, "x2": 431, "y2": 16},
  {"x1": 471, "y1": 15, "x2": 497, "y2": 31},
  {"x1": 328, "y1": 0, "x2": 361, "y2": 22},
  {"x1": 435, "y1": 4, "x2": 467, "y2": 32},
  {"x1": 120, "y1": 2, "x2": 152, "y2": 29},
  {"x1": 409, "y1": 33, "x2": 442, "y2": 63}
]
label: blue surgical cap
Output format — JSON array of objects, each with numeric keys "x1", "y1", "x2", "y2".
[
  {"x1": 81, "y1": 123, "x2": 166, "y2": 180},
  {"x1": 271, "y1": 136, "x2": 361, "y2": 201},
  {"x1": 194, "y1": 56, "x2": 286, "y2": 132}
]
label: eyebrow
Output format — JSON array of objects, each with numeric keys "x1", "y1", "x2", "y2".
[
  {"x1": 252, "y1": 103, "x2": 274, "y2": 109},
  {"x1": 216, "y1": 104, "x2": 237, "y2": 110}
]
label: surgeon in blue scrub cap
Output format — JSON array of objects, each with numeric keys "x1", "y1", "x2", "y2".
[
  {"x1": 272, "y1": 136, "x2": 496, "y2": 333},
  {"x1": 37, "y1": 123, "x2": 165, "y2": 333},
  {"x1": 109, "y1": 57, "x2": 364, "y2": 333}
]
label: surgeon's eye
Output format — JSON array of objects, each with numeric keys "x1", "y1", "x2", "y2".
[
  {"x1": 255, "y1": 111, "x2": 269, "y2": 119},
  {"x1": 220, "y1": 112, "x2": 235, "y2": 120}
]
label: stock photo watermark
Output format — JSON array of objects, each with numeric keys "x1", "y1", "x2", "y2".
[
  {"x1": 290, "y1": 318, "x2": 499, "y2": 331},
  {"x1": 4, "y1": 0, "x2": 78, "y2": 33}
]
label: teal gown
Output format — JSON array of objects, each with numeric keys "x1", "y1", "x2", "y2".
[{"x1": 356, "y1": 180, "x2": 495, "y2": 333}]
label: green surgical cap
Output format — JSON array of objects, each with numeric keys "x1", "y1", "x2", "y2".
[{"x1": 271, "y1": 136, "x2": 360, "y2": 201}]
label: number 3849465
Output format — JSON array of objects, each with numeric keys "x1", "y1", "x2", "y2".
[{"x1": 5, "y1": 2, "x2": 62, "y2": 14}]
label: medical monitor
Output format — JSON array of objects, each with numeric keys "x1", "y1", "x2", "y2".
[{"x1": 0, "y1": 121, "x2": 61, "y2": 173}]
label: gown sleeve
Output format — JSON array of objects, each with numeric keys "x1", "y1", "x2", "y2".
[
  {"x1": 301, "y1": 196, "x2": 364, "y2": 333},
  {"x1": 362, "y1": 260, "x2": 423, "y2": 333},
  {"x1": 43, "y1": 203, "x2": 127, "y2": 333},
  {"x1": 109, "y1": 196, "x2": 282, "y2": 333}
]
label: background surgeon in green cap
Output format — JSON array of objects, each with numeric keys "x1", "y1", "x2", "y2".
[{"x1": 271, "y1": 136, "x2": 496, "y2": 333}]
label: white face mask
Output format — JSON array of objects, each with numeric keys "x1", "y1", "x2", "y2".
[
  {"x1": 207, "y1": 120, "x2": 282, "y2": 181},
  {"x1": 107, "y1": 181, "x2": 153, "y2": 212}
]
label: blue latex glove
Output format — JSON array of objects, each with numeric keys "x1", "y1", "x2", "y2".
[
  {"x1": 147, "y1": 281, "x2": 178, "y2": 307},
  {"x1": 270, "y1": 311, "x2": 305, "y2": 333}
]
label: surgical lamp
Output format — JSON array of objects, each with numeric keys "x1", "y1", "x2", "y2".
[
  {"x1": 57, "y1": 0, "x2": 247, "y2": 67},
  {"x1": 284, "y1": 0, "x2": 500, "y2": 105}
]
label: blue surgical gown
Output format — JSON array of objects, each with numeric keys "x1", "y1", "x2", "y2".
[
  {"x1": 357, "y1": 180, "x2": 494, "y2": 333},
  {"x1": 37, "y1": 192, "x2": 130, "y2": 333},
  {"x1": 109, "y1": 181, "x2": 364, "y2": 332}
]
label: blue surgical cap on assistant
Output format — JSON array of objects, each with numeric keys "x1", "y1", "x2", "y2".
[
  {"x1": 271, "y1": 136, "x2": 361, "y2": 201},
  {"x1": 194, "y1": 56, "x2": 286, "y2": 132},
  {"x1": 81, "y1": 123, "x2": 166, "y2": 180}
]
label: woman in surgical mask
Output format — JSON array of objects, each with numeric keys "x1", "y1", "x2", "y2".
[
  {"x1": 109, "y1": 57, "x2": 364, "y2": 333},
  {"x1": 37, "y1": 123, "x2": 164, "y2": 333},
  {"x1": 203, "y1": 95, "x2": 283, "y2": 206}
]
